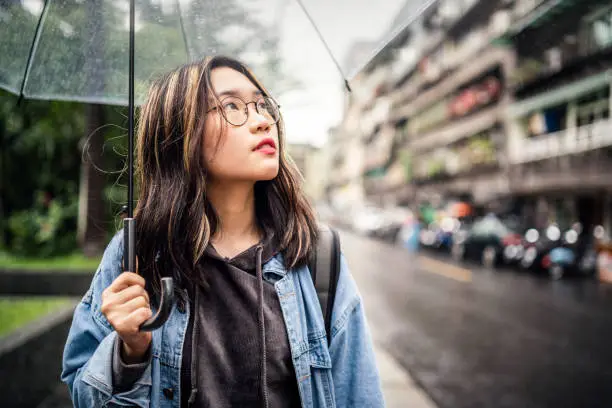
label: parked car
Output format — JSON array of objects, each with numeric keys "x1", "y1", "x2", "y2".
[
  {"x1": 372, "y1": 207, "x2": 413, "y2": 242},
  {"x1": 351, "y1": 206, "x2": 385, "y2": 236},
  {"x1": 451, "y1": 214, "x2": 523, "y2": 269}
]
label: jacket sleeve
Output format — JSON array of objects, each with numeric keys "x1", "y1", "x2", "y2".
[
  {"x1": 61, "y1": 232, "x2": 153, "y2": 407},
  {"x1": 329, "y1": 254, "x2": 385, "y2": 408}
]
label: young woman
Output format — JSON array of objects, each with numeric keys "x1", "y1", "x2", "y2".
[{"x1": 61, "y1": 56, "x2": 383, "y2": 408}]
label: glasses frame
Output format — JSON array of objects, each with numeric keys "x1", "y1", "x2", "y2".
[{"x1": 207, "y1": 95, "x2": 281, "y2": 127}]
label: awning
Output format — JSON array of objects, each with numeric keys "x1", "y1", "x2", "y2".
[{"x1": 508, "y1": 69, "x2": 612, "y2": 117}]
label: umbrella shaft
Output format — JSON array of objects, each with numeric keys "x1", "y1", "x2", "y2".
[{"x1": 128, "y1": 0, "x2": 135, "y2": 218}]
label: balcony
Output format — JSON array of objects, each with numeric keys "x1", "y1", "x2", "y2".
[
  {"x1": 390, "y1": 47, "x2": 512, "y2": 122},
  {"x1": 362, "y1": 125, "x2": 395, "y2": 172},
  {"x1": 508, "y1": 151, "x2": 612, "y2": 194},
  {"x1": 363, "y1": 161, "x2": 408, "y2": 196},
  {"x1": 509, "y1": 119, "x2": 612, "y2": 164},
  {"x1": 409, "y1": 105, "x2": 503, "y2": 152}
]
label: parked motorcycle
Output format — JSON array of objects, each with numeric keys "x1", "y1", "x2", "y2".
[
  {"x1": 544, "y1": 225, "x2": 600, "y2": 280},
  {"x1": 518, "y1": 224, "x2": 562, "y2": 272}
]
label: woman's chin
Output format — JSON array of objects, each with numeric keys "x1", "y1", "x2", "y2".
[{"x1": 253, "y1": 165, "x2": 279, "y2": 181}]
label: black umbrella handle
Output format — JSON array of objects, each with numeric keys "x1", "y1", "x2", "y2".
[
  {"x1": 140, "y1": 277, "x2": 174, "y2": 332},
  {"x1": 123, "y1": 218, "x2": 174, "y2": 332}
]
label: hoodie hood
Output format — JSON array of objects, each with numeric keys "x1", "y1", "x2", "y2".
[{"x1": 203, "y1": 227, "x2": 279, "y2": 273}]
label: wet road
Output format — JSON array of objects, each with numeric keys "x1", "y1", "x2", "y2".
[{"x1": 341, "y1": 229, "x2": 612, "y2": 408}]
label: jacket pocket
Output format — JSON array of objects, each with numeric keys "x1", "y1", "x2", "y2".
[{"x1": 307, "y1": 335, "x2": 335, "y2": 408}]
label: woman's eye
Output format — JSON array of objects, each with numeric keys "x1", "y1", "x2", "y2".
[
  {"x1": 223, "y1": 102, "x2": 240, "y2": 111},
  {"x1": 258, "y1": 101, "x2": 273, "y2": 114}
]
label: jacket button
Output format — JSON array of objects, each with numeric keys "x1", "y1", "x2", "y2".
[
  {"x1": 163, "y1": 387, "x2": 174, "y2": 400},
  {"x1": 177, "y1": 300, "x2": 186, "y2": 314}
]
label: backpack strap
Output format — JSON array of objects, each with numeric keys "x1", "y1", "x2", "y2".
[{"x1": 309, "y1": 224, "x2": 341, "y2": 345}]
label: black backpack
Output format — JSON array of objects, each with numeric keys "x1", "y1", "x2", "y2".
[{"x1": 308, "y1": 224, "x2": 341, "y2": 346}]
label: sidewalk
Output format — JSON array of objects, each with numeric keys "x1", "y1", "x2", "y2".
[{"x1": 375, "y1": 345, "x2": 438, "y2": 408}]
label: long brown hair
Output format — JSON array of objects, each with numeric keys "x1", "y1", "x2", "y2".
[{"x1": 134, "y1": 56, "x2": 318, "y2": 292}]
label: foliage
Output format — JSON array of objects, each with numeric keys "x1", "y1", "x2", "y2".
[
  {"x1": 0, "y1": 93, "x2": 85, "y2": 252},
  {"x1": 7, "y1": 190, "x2": 78, "y2": 256},
  {"x1": 0, "y1": 297, "x2": 71, "y2": 337},
  {"x1": 0, "y1": 250, "x2": 100, "y2": 271}
]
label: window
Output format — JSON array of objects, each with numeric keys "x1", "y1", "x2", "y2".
[
  {"x1": 583, "y1": 6, "x2": 612, "y2": 54},
  {"x1": 577, "y1": 87, "x2": 610, "y2": 127},
  {"x1": 522, "y1": 104, "x2": 568, "y2": 137},
  {"x1": 593, "y1": 20, "x2": 611, "y2": 48}
]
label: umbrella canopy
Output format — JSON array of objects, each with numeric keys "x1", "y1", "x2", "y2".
[
  {"x1": 0, "y1": 0, "x2": 435, "y2": 329},
  {"x1": 0, "y1": 0, "x2": 433, "y2": 105}
]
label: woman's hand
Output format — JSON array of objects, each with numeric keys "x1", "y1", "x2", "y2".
[{"x1": 101, "y1": 272, "x2": 152, "y2": 363}]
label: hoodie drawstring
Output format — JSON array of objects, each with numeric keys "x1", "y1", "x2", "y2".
[
  {"x1": 256, "y1": 245, "x2": 269, "y2": 408},
  {"x1": 187, "y1": 245, "x2": 269, "y2": 408},
  {"x1": 188, "y1": 286, "x2": 199, "y2": 406}
]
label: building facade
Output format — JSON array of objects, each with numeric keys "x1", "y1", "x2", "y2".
[
  {"x1": 326, "y1": 0, "x2": 612, "y2": 233},
  {"x1": 502, "y1": 0, "x2": 612, "y2": 231}
]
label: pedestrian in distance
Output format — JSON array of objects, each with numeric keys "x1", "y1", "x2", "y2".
[{"x1": 61, "y1": 55, "x2": 384, "y2": 408}]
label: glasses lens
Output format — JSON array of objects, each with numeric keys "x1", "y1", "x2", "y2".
[
  {"x1": 221, "y1": 96, "x2": 247, "y2": 126},
  {"x1": 257, "y1": 97, "x2": 280, "y2": 124}
]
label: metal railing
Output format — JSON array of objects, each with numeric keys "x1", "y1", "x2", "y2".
[{"x1": 509, "y1": 119, "x2": 612, "y2": 164}]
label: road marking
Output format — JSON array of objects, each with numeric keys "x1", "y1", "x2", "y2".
[{"x1": 417, "y1": 256, "x2": 472, "y2": 283}]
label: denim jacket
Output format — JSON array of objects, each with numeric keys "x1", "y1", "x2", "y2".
[{"x1": 61, "y1": 232, "x2": 384, "y2": 407}]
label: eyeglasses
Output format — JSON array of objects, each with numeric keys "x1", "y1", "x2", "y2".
[{"x1": 208, "y1": 95, "x2": 281, "y2": 127}]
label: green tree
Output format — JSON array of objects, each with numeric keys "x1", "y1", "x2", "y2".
[
  {"x1": 0, "y1": 92, "x2": 86, "y2": 255},
  {"x1": 0, "y1": 0, "x2": 290, "y2": 256}
]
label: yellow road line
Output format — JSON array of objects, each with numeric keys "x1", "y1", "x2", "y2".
[{"x1": 417, "y1": 256, "x2": 472, "y2": 283}]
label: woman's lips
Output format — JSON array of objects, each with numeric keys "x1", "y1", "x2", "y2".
[
  {"x1": 254, "y1": 138, "x2": 277, "y2": 155},
  {"x1": 256, "y1": 145, "x2": 276, "y2": 155}
]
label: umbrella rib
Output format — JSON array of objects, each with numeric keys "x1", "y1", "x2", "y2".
[
  {"x1": 294, "y1": 0, "x2": 351, "y2": 93},
  {"x1": 349, "y1": 0, "x2": 437, "y2": 79},
  {"x1": 18, "y1": 0, "x2": 51, "y2": 104},
  {"x1": 176, "y1": 0, "x2": 193, "y2": 61}
]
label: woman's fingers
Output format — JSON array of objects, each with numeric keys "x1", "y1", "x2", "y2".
[
  {"x1": 114, "y1": 307, "x2": 153, "y2": 336},
  {"x1": 105, "y1": 272, "x2": 145, "y2": 294},
  {"x1": 121, "y1": 295, "x2": 150, "y2": 314},
  {"x1": 114, "y1": 284, "x2": 150, "y2": 305}
]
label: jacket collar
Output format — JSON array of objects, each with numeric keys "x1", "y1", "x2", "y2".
[{"x1": 262, "y1": 252, "x2": 290, "y2": 281}]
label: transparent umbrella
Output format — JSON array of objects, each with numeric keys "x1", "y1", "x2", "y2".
[{"x1": 0, "y1": 0, "x2": 433, "y2": 329}]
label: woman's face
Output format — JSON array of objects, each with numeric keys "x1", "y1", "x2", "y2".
[{"x1": 203, "y1": 67, "x2": 280, "y2": 183}]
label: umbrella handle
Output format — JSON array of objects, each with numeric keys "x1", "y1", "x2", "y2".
[
  {"x1": 123, "y1": 218, "x2": 175, "y2": 332},
  {"x1": 140, "y1": 277, "x2": 174, "y2": 331}
]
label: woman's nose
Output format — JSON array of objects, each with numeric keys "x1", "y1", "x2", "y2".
[{"x1": 249, "y1": 106, "x2": 271, "y2": 132}]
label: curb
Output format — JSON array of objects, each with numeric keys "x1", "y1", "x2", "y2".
[
  {"x1": 375, "y1": 345, "x2": 438, "y2": 408},
  {"x1": 0, "y1": 269, "x2": 94, "y2": 296},
  {"x1": 0, "y1": 301, "x2": 78, "y2": 408}
]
